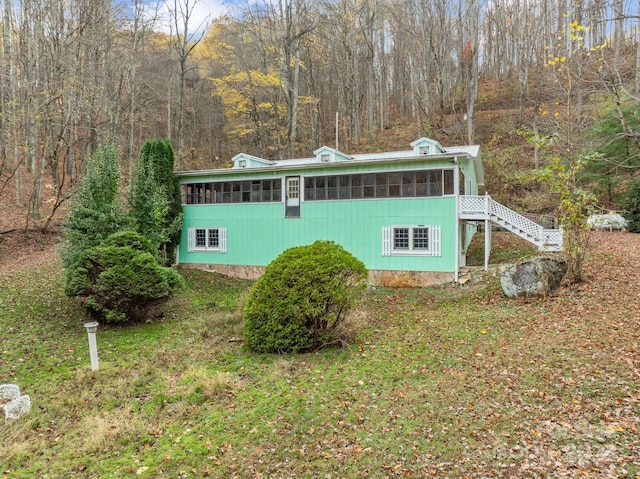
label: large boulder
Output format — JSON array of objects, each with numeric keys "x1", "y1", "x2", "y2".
[
  {"x1": 501, "y1": 256, "x2": 567, "y2": 299},
  {"x1": 587, "y1": 213, "x2": 628, "y2": 231}
]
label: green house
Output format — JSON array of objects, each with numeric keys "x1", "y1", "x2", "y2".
[{"x1": 177, "y1": 138, "x2": 562, "y2": 286}]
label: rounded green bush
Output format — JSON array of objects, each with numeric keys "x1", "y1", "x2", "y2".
[
  {"x1": 243, "y1": 240, "x2": 367, "y2": 353},
  {"x1": 65, "y1": 230, "x2": 184, "y2": 323}
]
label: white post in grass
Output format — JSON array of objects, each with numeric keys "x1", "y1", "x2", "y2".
[{"x1": 84, "y1": 322, "x2": 99, "y2": 371}]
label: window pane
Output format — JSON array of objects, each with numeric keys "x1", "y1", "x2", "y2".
[
  {"x1": 363, "y1": 174, "x2": 375, "y2": 197},
  {"x1": 339, "y1": 175, "x2": 350, "y2": 199},
  {"x1": 208, "y1": 229, "x2": 219, "y2": 248},
  {"x1": 231, "y1": 181, "x2": 241, "y2": 203},
  {"x1": 393, "y1": 228, "x2": 409, "y2": 250},
  {"x1": 242, "y1": 180, "x2": 251, "y2": 202},
  {"x1": 429, "y1": 170, "x2": 442, "y2": 196},
  {"x1": 251, "y1": 181, "x2": 261, "y2": 202},
  {"x1": 388, "y1": 172, "x2": 400, "y2": 197},
  {"x1": 402, "y1": 171, "x2": 415, "y2": 197},
  {"x1": 214, "y1": 183, "x2": 224, "y2": 203},
  {"x1": 262, "y1": 180, "x2": 272, "y2": 202},
  {"x1": 416, "y1": 171, "x2": 427, "y2": 196},
  {"x1": 223, "y1": 182, "x2": 232, "y2": 203},
  {"x1": 304, "y1": 177, "x2": 315, "y2": 200},
  {"x1": 183, "y1": 185, "x2": 190, "y2": 204},
  {"x1": 273, "y1": 179, "x2": 282, "y2": 201},
  {"x1": 290, "y1": 178, "x2": 299, "y2": 198},
  {"x1": 327, "y1": 176, "x2": 338, "y2": 199},
  {"x1": 205, "y1": 184, "x2": 213, "y2": 203},
  {"x1": 351, "y1": 174, "x2": 362, "y2": 198},
  {"x1": 413, "y1": 228, "x2": 429, "y2": 250},
  {"x1": 316, "y1": 176, "x2": 326, "y2": 200},
  {"x1": 195, "y1": 184, "x2": 204, "y2": 204},
  {"x1": 376, "y1": 173, "x2": 387, "y2": 197},
  {"x1": 444, "y1": 169, "x2": 454, "y2": 195},
  {"x1": 195, "y1": 229, "x2": 206, "y2": 247}
]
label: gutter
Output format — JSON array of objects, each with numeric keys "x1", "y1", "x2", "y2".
[{"x1": 175, "y1": 152, "x2": 475, "y2": 178}]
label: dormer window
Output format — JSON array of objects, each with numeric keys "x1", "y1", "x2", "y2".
[
  {"x1": 320, "y1": 153, "x2": 330, "y2": 163},
  {"x1": 238, "y1": 160, "x2": 247, "y2": 168},
  {"x1": 411, "y1": 138, "x2": 443, "y2": 156}
]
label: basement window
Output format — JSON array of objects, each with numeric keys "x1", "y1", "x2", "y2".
[
  {"x1": 382, "y1": 225, "x2": 441, "y2": 257},
  {"x1": 187, "y1": 227, "x2": 227, "y2": 253}
]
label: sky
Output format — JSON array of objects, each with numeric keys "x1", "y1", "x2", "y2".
[{"x1": 134, "y1": 0, "x2": 237, "y2": 34}]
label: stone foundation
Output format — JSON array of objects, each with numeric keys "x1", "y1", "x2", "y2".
[
  {"x1": 180, "y1": 263, "x2": 455, "y2": 287},
  {"x1": 368, "y1": 270, "x2": 455, "y2": 287},
  {"x1": 179, "y1": 263, "x2": 266, "y2": 281}
]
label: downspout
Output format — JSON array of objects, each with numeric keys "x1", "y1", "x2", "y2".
[
  {"x1": 484, "y1": 192, "x2": 490, "y2": 271},
  {"x1": 453, "y1": 157, "x2": 460, "y2": 283}
]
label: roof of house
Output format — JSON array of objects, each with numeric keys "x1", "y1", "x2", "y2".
[{"x1": 177, "y1": 138, "x2": 484, "y2": 185}]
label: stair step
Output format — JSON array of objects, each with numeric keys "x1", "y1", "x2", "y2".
[{"x1": 484, "y1": 196, "x2": 563, "y2": 250}]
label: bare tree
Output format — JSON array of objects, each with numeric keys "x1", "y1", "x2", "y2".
[
  {"x1": 459, "y1": 0, "x2": 480, "y2": 144},
  {"x1": 166, "y1": 0, "x2": 209, "y2": 168}
]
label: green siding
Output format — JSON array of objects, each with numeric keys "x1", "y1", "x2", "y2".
[{"x1": 179, "y1": 196, "x2": 458, "y2": 272}]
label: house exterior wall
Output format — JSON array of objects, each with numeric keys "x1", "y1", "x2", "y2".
[
  {"x1": 179, "y1": 195, "x2": 458, "y2": 272},
  {"x1": 177, "y1": 158, "x2": 462, "y2": 278},
  {"x1": 176, "y1": 133, "x2": 487, "y2": 287}
]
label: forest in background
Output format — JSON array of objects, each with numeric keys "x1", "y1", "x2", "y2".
[{"x1": 1, "y1": 0, "x2": 640, "y2": 229}]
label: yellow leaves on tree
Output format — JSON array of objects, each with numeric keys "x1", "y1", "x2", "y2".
[{"x1": 210, "y1": 69, "x2": 284, "y2": 140}]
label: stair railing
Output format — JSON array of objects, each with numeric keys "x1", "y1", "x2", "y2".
[
  {"x1": 459, "y1": 194, "x2": 563, "y2": 250},
  {"x1": 489, "y1": 200, "x2": 544, "y2": 240}
]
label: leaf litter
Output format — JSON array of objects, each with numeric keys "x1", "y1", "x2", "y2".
[{"x1": 0, "y1": 230, "x2": 639, "y2": 478}]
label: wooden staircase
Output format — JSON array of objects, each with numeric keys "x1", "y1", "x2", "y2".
[{"x1": 459, "y1": 195, "x2": 563, "y2": 252}]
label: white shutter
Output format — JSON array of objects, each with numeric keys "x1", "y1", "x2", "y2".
[
  {"x1": 432, "y1": 226, "x2": 441, "y2": 257},
  {"x1": 220, "y1": 227, "x2": 227, "y2": 253},
  {"x1": 188, "y1": 228, "x2": 195, "y2": 252},
  {"x1": 382, "y1": 226, "x2": 391, "y2": 256}
]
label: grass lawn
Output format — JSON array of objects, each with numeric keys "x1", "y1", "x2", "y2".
[{"x1": 1, "y1": 231, "x2": 639, "y2": 478}]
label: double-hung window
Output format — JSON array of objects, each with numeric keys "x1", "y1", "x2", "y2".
[
  {"x1": 188, "y1": 227, "x2": 227, "y2": 253},
  {"x1": 382, "y1": 225, "x2": 441, "y2": 256}
]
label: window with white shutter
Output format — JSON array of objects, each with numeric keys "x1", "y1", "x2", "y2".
[
  {"x1": 187, "y1": 227, "x2": 227, "y2": 253},
  {"x1": 382, "y1": 225, "x2": 441, "y2": 257}
]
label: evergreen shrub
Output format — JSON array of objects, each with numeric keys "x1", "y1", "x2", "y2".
[
  {"x1": 65, "y1": 231, "x2": 184, "y2": 323},
  {"x1": 60, "y1": 144, "x2": 125, "y2": 268},
  {"x1": 243, "y1": 241, "x2": 367, "y2": 353},
  {"x1": 621, "y1": 179, "x2": 640, "y2": 233}
]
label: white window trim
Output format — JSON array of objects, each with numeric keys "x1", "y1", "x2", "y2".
[
  {"x1": 418, "y1": 145, "x2": 430, "y2": 155},
  {"x1": 382, "y1": 225, "x2": 441, "y2": 257},
  {"x1": 237, "y1": 159, "x2": 247, "y2": 168},
  {"x1": 320, "y1": 153, "x2": 331, "y2": 163},
  {"x1": 187, "y1": 227, "x2": 227, "y2": 253}
]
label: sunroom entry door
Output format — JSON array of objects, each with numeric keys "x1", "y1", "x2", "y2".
[{"x1": 285, "y1": 176, "x2": 301, "y2": 218}]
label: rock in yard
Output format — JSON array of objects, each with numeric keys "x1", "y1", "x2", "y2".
[
  {"x1": 501, "y1": 256, "x2": 567, "y2": 299},
  {"x1": 4, "y1": 394, "x2": 31, "y2": 421},
  {"x1": 0, "y1": 383, "x2": 20, "y2": 401},
  {"x1": 587, "y1": 213, "x2": 628, "y2": 231},
  {"x1": 1, "y1": 383, "x2": 32, "y2": 421}
]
